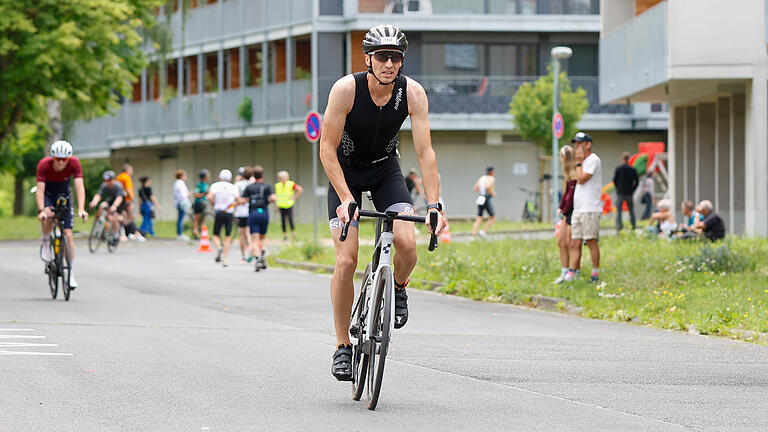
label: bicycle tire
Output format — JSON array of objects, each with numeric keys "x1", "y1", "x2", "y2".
[
  {"x1": 352, "y1": 265, "x2": 372, "y2": 401},
  {"x1": 89, "y1": 217, "x2": 104, "y2": 253},
  {"x1": 366, "y1": 271, "x2": 391, "y2": 410},
  {"x1": 107, "y1": 226, "x2": 118, "y2": 253},
  {"x1": 60, "y1": 235, "x2": 71, "y2": 301},
  {"x1": 48, "y1": 237, "x2": 58, "y2": 300}
]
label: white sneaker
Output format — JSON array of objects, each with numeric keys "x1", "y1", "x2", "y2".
[
  {"x1": 478, "y1": 230, "x2": 486, "y2": 238},
  {"x1": 177, "y1": 234, "x2": 190, "y2": 241},
  {"x1": 553, "y1": 274, "x2": 566, "y2": 284},
  {"x1": 41, "y1": 239, "x2": 52, "y2": 262},
  {"x1": 135, "y1": 233, "x2": 146, "y2": 242},
  {"x1": 128, "y1": 233, "x2": 137, "y2": 240},
  {"x1": 69, "y1": 272, "x2": 78, "y2": 289},
  {"x1": 563, "y1": 272, "x2": 575, "y2": 282}
]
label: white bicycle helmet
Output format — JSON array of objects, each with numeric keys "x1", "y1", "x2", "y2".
[{"x1": 50, "y1": 140, "x2": 73, "y2": 158}]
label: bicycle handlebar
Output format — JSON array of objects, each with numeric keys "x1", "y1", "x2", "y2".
[{"x1": 340, "y1": 204, "x2": 439, "y2": 251}]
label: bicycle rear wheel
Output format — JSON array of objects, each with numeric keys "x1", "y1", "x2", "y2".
[
  {"x1": 89, "y1": 218, "x2": 104, "y2": 253},
  {"x1": 60, "y1": 235, "x2": 71, "y2": 301},
  {"x1": 352, "y1": 265, "x2": 372, "y2": 401},
  {"x1": 366, "y1": 271, "x2": 392, "y2": 410},
  {"x1": 107, "y1": 225, "x2": 119, "y2": 253}
]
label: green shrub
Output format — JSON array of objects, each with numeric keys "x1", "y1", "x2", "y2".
[
  {"x1": 237, "y1": 96, "x2": 253, "y2": 123},
  {"x1": 302, "y1": 242, "x2": 324, "y2": 260},
  {"x1": 676, "y1": 241, "x2": 752, "y2": 274}
]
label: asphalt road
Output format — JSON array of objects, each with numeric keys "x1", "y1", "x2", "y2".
[{"x1": 1, "y1": 239, "x2": 766, "y2": 431}]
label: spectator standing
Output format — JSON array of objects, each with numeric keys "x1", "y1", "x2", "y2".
[
  {"x1": 567, "y1": 132, "x2": 602, "y2": 283},
  {"x1": 138, "y1": 176, "x2": 161, "y2": 237},
  {"x1": 275, "y1": 170, "x2": 304, "y2": 241},
  {"x1": 116, "y1": 163, "x2": 143, "y2": 241},
  {"x1": 554, "y1": 145, "x2": 578, "y2": 284},
  {"x1": 208, "y1": 169, "x2": 239, "y2": 267},
  {"x1": 471, "y1": 166, "x2": 496, "y2": 238},
  {"x1": 192, "y1": 169, "x2": 211, "y2": 238},
  {"x1": 613, "y1": 152, "x2": 639, "y2": 231},
  {"x1": 234, "y1": 166, "x2": 254, "y2": 263},
  {"x1": 404, "y1": 168, "x2": 423, "y2": 210},
  {"x1": 173, "y1": 169, "x2": 191, "y2": 241},
  {"x1": 692, "y1": 200, "x2": 726, "y2": 241},
  {"x1": 640, "y1": 171, "x2": 655, "y2": 220}
]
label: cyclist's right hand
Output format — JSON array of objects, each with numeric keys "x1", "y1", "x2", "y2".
[
  {"x1": 78, "y1": 210, "x2": 89, "y2": 223},
  {"x1": 38, "y1": 208, "x2": 53, "y2": 221},
  {"x1": 335, "y1": 199, "x2": 358, "y2": 225}
]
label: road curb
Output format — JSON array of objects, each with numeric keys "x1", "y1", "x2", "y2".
[{"x1": 273, "y1": 258, "x2": 576, "y2": 313}]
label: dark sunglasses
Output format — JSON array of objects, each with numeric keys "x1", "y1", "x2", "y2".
[
  {"x1": 53, "y1": 157, "x2": 70, "y2": 162},
  {"x1": 371, "y1": 50, "x2": 404, "y2": 63}
]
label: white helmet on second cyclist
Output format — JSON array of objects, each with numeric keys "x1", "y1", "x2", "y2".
[{"x1": 50, "y1": 140, "x2": 73, "y2": 158}]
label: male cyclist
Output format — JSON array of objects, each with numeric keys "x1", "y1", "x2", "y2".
[
  {"x1": 37, "y1": 140, "x2": 88, "y2": 288},
  {"x1": 320, "y1": 25, "x2": 446, "y2": 381},
  {"x1": 89, "y1": 170, "x2": 125, "y2": 245}
]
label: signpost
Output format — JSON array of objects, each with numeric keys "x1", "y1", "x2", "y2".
[
  {"x1": 305, "y1": 110, "x2": 321, "y2": 244},
  {"x1": 552, "y1": 112, "x2": 564, "y2": 139}
]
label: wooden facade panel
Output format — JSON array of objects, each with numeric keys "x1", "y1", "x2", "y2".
[{"x1": 635, "y1": 0, "x2": 664, "y2": 15}]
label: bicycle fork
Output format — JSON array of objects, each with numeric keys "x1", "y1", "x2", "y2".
[{"x1": 364, "y1": 231, "x2": 395, "y2": 351}]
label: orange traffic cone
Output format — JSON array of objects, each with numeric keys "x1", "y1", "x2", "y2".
[
  {"x1": 440, "y1": 221, "x2": 451, "y2": 243},
  {"x1": 197, "y1": 224, "x2": 212, "y2": 252}
]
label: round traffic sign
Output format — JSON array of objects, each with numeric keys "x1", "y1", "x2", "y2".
[
  {"x1": 552, "y1": 112, "x2": 565, "y2": 139},
  {"x1": 305, "y1": 111, "x2": 322, "y2": 143}
]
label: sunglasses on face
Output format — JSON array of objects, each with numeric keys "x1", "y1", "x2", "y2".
[
  {"x1": 371, "y1": 50, "x2": 404, "y2": 63},
  {"x1": 53, "y1": 157, "x2": 70, "y2": 162}
]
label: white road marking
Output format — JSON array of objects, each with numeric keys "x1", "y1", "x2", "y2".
[
  {"x1": 0, "y1": 335, "x2": 46, "y2": 339},
  {"x1": 0, "y1": 351, "x2": 73, "y2": 356},
  {"x1": 0, "y1": 328, "x2": 35, "y2": 331},
  {"x1": 0, "y1": 342, "x2": 59, "y2": 347}
]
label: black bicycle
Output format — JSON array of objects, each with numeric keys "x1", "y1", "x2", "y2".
[
  {"x1": 42, "y1": 196, "x2": 74, "y2": 301},
  {"x1": 341, "y1": 202, "x2": 439, "y2": 410},
  {"x1": 88, "y1": 203, "x2": 121, "y2": 253}
]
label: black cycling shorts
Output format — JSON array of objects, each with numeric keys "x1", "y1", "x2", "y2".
[
  {"x1": 327, "y1": 156, "x2": 413, "y2": 225},
  {"x1": 477, "y1": 198, "x2": 495, "y2": 217},
  {"x1": 237, "y1": 216, "x2": 249, "y2": 228},
  {"x1": 44, "y1": 193, "x2": 74, "y2": 229},
  {"x1": 213, "y1": 212, "x2": 234, "y2": 236}
]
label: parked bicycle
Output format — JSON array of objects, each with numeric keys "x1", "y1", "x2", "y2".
[
  {"x1": 341, "y1": 202, "x2": 439, "y2": 410},
  {"x1": 42, "y1": 195, "x2": 74, "y2": 301},
  {"x1": 520, "y1": 187, "x2": 542, "y2": 223},
  {"x1": 88, "y1": 203, "x2": 123, "y2": 253}
]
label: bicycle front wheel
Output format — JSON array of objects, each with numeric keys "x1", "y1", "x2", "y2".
[
  {"x1": 366, "y1": 271, "x2": 392, "y2": 410},
  {"x1": 47, "y1": 238, "x2": 58, "y2": 300},
  {"x1": 60, "y1": 235, "x2": 72, "y2": 301},
  {"x1": 352, "y1": 265, "x2": 372, "y2": 401},
  {"x1": 89, "y1": 218, "x2": 104, "y2": 253}
]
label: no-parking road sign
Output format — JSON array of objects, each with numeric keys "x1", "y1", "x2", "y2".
[
  {"x1": 552, "y1": 112, "x2": 564, "y2": 139},
  {"x1": 305, "y1": 111, "x2": 322, "y2": 143}
]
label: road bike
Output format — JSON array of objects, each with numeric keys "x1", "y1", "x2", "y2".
[
  {"x1": 42, "y1": 196, "x2": 74, "y2": 301},
  {"x1": 88, "y1": 204, "x2": 122, "y2": 253},
  {"x1": 341, "y1": 202, "x2": 439, "y2": 410}
]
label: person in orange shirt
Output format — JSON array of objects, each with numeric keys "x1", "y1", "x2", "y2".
[{"x1": 116, "y1": 163, "x2": 144, "y2": 242}]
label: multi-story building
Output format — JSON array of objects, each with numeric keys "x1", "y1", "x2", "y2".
[
  {"x1": 73, "y1": 0, "x2": 668, "y2": 222},
  {"x1": 600, "y1": 0, "x2": 767, "y2": 236}
]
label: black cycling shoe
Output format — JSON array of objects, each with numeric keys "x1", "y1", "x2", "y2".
[
  {"x1": 331, "y1": 344, "x2": 353, "y2": 381},
  {"x1": 394, "y1": 288, "x2": 409, "y2": 329}
]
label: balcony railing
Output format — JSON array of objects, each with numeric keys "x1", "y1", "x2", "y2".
[
  {"x1": 413, "y1": 75, "x2": 630, "y2": 115},
  {"x1": 358, "y1": 0, "x2": 598, "y2": 15}
]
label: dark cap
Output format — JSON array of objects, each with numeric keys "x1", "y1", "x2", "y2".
[
  {"x1": 571, "y1": 132, "x2": 592, "y2": 143},
  {"x1": 486, "y1": 166, "x2": 495, "y2": 174},
  {"x1": 199, "y1": 169, "x2": 210, "y2": 179}
]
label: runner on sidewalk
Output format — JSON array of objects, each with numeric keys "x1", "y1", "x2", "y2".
[
  {"x1": 207, "y1": 169, "x2": 239, "y2": 267},
  {"x1": 234, "y1": 166, "x2": 254, "y2": 263},
  {"x1": 239, "y1": 165, "x2": 277, "y2": 271}
]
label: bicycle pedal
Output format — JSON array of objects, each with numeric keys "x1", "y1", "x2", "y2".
[
  {"x1": 349, "y1": 323, "x2": 362, "y2": 339},
  {"x1": 371, "y1": 335, "x2": 382, "y2": 343}
]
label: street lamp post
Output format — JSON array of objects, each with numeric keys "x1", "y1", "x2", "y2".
[{"x1": 550, "y1": 46, "x2": 572, "y2": 224}]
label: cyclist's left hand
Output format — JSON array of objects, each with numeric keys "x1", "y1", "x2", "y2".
[
  {"x1": 78, "y1": 210, "x2": 89, "y2": 223},
  {"x1": 425, "y1": 209, "x2": 447, "y2": 237}
]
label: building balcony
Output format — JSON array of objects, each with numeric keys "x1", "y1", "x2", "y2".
[
  {"x1": 600, "y1": 0, "x2": 766, "y2": 105},
  {"x1": 356, "y1": 0, "x2": 598, "y2": 15}
]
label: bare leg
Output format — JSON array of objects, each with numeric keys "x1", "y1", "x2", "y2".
[
  {"x1": 64, "y1": 229, "x2": 76, "y2": 262},
  {"x1": 557, "y1": 224, "x2": 570, "y2": 268},
  {"x1": 586, "y1": 239, "x2": 600, "y2": 269},
  {"x1": 483, "y1": 215, "x2": 496, "y2": 233},
  {"x1": 568, "y1": 237, "x2": 582, "y2": 272},
  {"x1": 330, "y1": 226, "x2": 358, "y2": 346},
  {"x1": 211, "y1": 235, "x2": 222, "y2": 250},
  {"x1": 223, "y1": 236, "x2": 233, "y2": 261},
  {"x1": 471, "y1": 216, "x2": 483, "y2": 235},
  {"x1": 392, "y1": 219, "x2": 417, "y2": 286}
]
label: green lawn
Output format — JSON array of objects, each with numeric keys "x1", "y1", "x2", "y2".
[{"x1": 274, "y1": 233, "x2": 768, "y2": 340}]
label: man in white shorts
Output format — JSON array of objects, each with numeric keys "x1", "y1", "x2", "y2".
[
  {"x1": 207, "y1": 169, "x2": 239, "y2": 267},
  {"x1": 566, "y1": 132, "x2": 602, "y2": 283}
]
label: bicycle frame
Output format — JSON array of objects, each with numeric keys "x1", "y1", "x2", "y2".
[{"x1": 363, "y1": 218, "x2": 396, "y2": 349}]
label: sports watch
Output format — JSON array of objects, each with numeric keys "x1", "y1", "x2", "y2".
[{"x1": 426, "y1": 202, "x2": 443, "y2": 212}]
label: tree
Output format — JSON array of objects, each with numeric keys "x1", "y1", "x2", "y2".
[
  {"x1": 0, "y1": 0, "x2": 162, "y2": 152},
  {"x1": 0, "y1": 122, "x2": 45, "y2": 215},
  {"x1": 509, "y1": 70, "x2": 589, "y2": 154}
]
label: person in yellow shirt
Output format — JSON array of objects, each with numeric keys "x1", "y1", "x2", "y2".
[
  {"x1": 275, "y1": 170, "x2": 303, "y2": 241},
  {"x1": 116, "y1": 163, "x2": 144, "y2": 241}
]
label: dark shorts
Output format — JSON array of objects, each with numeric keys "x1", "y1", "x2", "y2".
[
  {"x1": 193, "y1": 201, "x2": 206, "y2": 214},
  {"x1": 237, "y1": 216, "x2": 249, "y2": 228},
  {"x1": 566, "y1": 210, "x2": 573, "y2": 226},
  {"x1": 248, "y1": 208, "x2": 269, "y2": 235},
  {"x1": 327, "y1": 156, "x2": 413, "y2": 225},
  {"x1": 44, "y1": 193, "x2": 74, "y2": 229},
  {"x1": 213, "y1": 212, "x2": 234, "y2": 237},
  {"x1": 477, "y1": 198, "x2": 495, "y2": 217}
]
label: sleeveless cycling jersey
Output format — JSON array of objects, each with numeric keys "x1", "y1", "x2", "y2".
[
  {"x1": 338, "y1": 72, "x2": 409, "y2": 166},
  {"x1": 243, "y1": 182, "x2": 274, "y2": 211}
]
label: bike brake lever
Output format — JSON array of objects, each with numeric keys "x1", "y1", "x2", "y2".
[
  {"x1": 340, "y1": 202, "x2": 358, "y2": 242},
  {"x1": 428, "y1": 211, "x2": 438, "y2": 252}
]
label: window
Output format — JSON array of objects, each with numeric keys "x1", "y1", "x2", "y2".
[
  {"x1": 445, "y1": 44, "x2": 479, "y2": 70},
  {"x1": 565, "y1": 44, "x2": 597, "y2": 76},
  {"x1": 488, "y1": 44, "x2": 537, "y2": 75},
  {"x1": 422, "y1": 43, "x2": 483, "y2": 75}
]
